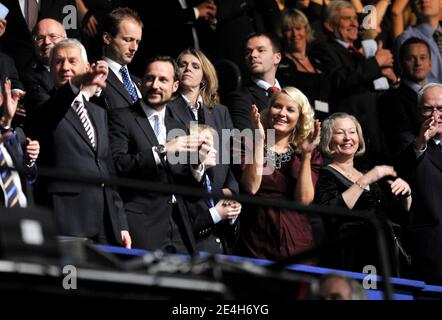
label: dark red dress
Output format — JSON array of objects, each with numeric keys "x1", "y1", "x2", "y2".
[{"x1": 236, "y1": 148, "x2": 322, "y2": 261}]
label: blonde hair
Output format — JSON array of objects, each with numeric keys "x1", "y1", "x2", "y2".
[
  {"x1": 280, "y1": 8, "x2": 314, "y2": 43},
  {"x1": 261, "y1": 86, "x2": 315, "y2": 152},
  {"x1": 177, "y1": 49, "x2": 219, "y2": 108},
  {"x1": 320, "y1": 112, "x2": 366, "y2": 158}
]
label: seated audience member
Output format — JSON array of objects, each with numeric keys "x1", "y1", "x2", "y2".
[
  {"x1": 395, "y1": 0, "x2": 442, "y2": 83},
  {"x1": 317, "y1": 273, "x2": 367, "y2": 300},
  {"x1": 314, "y1": 113, "x2": 412, "y2": 276},
  {"x1": 309, "y1": 0, "x2": 395, "y2": 168},
  {"x1": 379, "y1": 37, "x2": 432, "y2": 158},
  {"x1": 226, "y1": 32, "x2": 282, "y2": 131},
  {"x1": 20, "y1": 19, "x2": 67, "y2": 116},
  {"x1": 168, "y1": 49, "x2": 241, "y2": 253},
  {"x1": 26, "y1": 39, "x2": 131, "y2": 248},
  {"x1": 276, "y1": 8, "x2": 331, "y2": 120},
  {"x1": 236, "y1": 86, "x2": 322, "y2": 261},
  {"x1": 108, "y1": 56, "x2": 210, "y2": 254},
  {"x1": 396, "y1": 83, "x2": 442, "y2": 284},
  {"x1": 0, "y1": 78, "x2": 39, "y2": 208}
]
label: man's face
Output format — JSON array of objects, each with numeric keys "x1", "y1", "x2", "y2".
[
  {"x1": 421, "y1": 86, "x2": 442, "y2": 135},
  {"x1": 413, "y1": 0, "x2": 440, "y2": 18},
  {"x1": 329, "y1": 7, "x2": 359, "y2": 43},
  {"x1": 402, "y1": 43, "x2": 432, "y2": 84},
  {"x1": 34, "y1": 19, "x2": 66, "y2": 65},
  {"x1": 142, "y1": 61, "x2": 179, "y2": 109},
  {"x1": 244, "y1": 35, "x2": 281, "y2": 79},
  {"x1": 103, "y1": 18, "x2": 142, "y2": 65},
  {"x1": 51, "y1": 45, "x2": 89, "y2": 87}
]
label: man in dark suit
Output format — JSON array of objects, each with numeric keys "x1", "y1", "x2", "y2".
[
  {"x1": 100, "y1": 7, "x2": 143, "y2": 110},
  {"x1": 379, "y1": 37, "x2": 432, "y2": 159},
  {"x1": 108, "y1": 56, "x2": 209, "y2": 254},
  {"x1": 397, "y1": 83, "x2": 442, "y2": 284},
  {"x1": 309, "y1": 0, "x2": 394, "y2": 167},
  {"x1": 226, "y1": 32, "x2": 282, "y2": 131},
  {"x1": 0, "y1": 78, "x2": 39, "y2": 208},
  {"x1": 20, "y1": 18, "x2": 67, "y2": 116},
  {"x1": 26, "y1": 39, "x2": 131, "y2": 248},
  {"x1": 0, "y1": 0, "x2": 77, "y2": 73}
]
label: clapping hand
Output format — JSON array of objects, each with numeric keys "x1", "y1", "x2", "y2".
[{"x1": 300, "y1": 119, "x2": 321, "y2": 154}]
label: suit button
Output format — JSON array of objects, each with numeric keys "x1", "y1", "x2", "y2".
[
  {"x1": 99, "y1": 183, "x2": 105, "y2": 188},
  {"x1": 96, "y1": 159, "x2": 100, "y2": 164},
  {"x1": 215, "y1": 238, "x2": 221, "y2": 243}
]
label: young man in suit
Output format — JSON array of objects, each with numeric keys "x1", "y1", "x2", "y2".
[
  {"x1": 26, "y1": 39, "x2": 131, "y2": 248},
  {"x1": 108, "y1": 56, "x2": 210, "y2": 254},
  {"x1": 226, "y1": 32, "x2": 282, "y2": 131},
  {"x1": 397, "y1": 83, "x2": 442, "y2": 284},
  {"x1": 100, "y1": 7, "x2": 143, "y2": 110}
]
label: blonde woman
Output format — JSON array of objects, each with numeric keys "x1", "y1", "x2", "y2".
[{"x1": 237, "y1": 86, "x2": 322, "y2": 261}]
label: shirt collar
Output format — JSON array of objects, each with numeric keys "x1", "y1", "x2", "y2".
[
  {"x1": 181, "y1": 93, "x2": 203, "y2": 110},
  {"x1": 104, "y1": 56, "x2": 125, "y2": 78},
  {"x1": 140, "y1": 99, "x2": 167, "y2": 123},
  {"x1": 253, "y1": 78, "x2": 281, "y2": 92},
  {"x1": 415, "y1": 22, "x2": 442, "y2": 37},
  {"x1": 335, "y1": 39, "x2": 351, "y2": 49},
  {"x1": 402, "y1": 78, "x2": 426, "y2": 93}
]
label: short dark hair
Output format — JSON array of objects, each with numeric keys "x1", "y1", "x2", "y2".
[
  {"x1": 245, "y1": 32, "x2": 282, "y2": 53},
  {"x1": 102, "y1": 7, "x2": 143, "y2": 38},
  {"x1": 144, "y1": 55, "x2": 179, "y2": 81},
  {"x1": 399, "y1": 37, "x2": 431, "y2": 65}
]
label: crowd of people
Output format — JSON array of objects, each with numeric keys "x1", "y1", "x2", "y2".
[{"x1": 1, "y1": 0, "x2": 442, "y2": 285}]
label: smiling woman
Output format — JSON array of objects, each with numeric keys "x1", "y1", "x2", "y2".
[{"x1": 236, "y1": 86, "x2": 323, "y2": 262}]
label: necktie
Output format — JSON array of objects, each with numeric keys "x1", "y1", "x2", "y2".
[
  {"x1": 73, "y1": 100, "x2": 96, "y2": 149},
  {"x1": 152, "y1": 114, "x2": 161, "y2": 138},
  {"x1": 120, "y1": 66, "x2": 138, "y2": 102},
  {"x1": 26, "y1": 0, "x2": 38, "y2": 32},
  {"x1": 0, "y1": 148, "x2": 21, "y2": 208},
  {"x1": 433, "y1": 30, "x2": 442, "y2": 57},
  {"x1": 348, "y1": 45, "x2": 364, "y2": 60},
  {"x1": 204, "y1": 174, "x2": 215, "y2": 207},
  {"x1": 267, "y1": 86, "x2": 280, "y2": 96}
]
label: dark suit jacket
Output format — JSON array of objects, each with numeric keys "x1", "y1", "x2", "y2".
[
  {"x1": 310, "y1": 39, "x2": 387, "y2": 163},
  {"x1": 0, "y1": 129, "x2": 36, "y2": 207},
  {"x1": 20, "y1": 60, "x2": 54, "y2": 117},
  {"x1": 26, "y1": 83, "x2": 128, "y2": 243},
  {"x1": 397, "y1": 139, "x2": 442, "y2": 282},
  {"x1": 0, "y1": 0, "x2": 78, "y2": 72},
  {"x1": 378, "y1": 82, "x2": 419, "y2": 158},
  {"x1": 99, "y1": 69, "x2": 141, "y2": 110},
  {"x1": 167, "y1": 95, "x2": 239, "y2": 253},
  {"x1": 226, "y1": 80, "x2": 270, "y2": 131},
  {"x1": 0, "y1": 52, "x2": 24, "y2": 90},
  {"x1": 107, "y1": 100, "x2": 197, "y2": 254}
]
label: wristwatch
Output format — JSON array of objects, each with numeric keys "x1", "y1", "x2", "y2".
[{"x1": 155, "y1": 144, "x2": 167, "y2": 157}]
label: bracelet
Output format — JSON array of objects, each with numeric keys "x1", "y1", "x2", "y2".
[{"x1": 354, "y1": 182, "x2": 367, "y2": 191}]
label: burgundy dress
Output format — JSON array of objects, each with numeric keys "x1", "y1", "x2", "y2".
[{"x1": 237, "y1": 148, "x2": 322, "y2": 261}]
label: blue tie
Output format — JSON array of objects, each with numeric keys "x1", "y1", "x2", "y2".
[
  {"x1": 120, "y1": 66, "x2": 138, "y2": 102},
  {"x1": 204, "y1": 174, "x2": 215, "y2": 207},
  {"x1": 152, "y1": 114, "x2": 161, "y2": 138},
  {"x1": 0, "y1": 147, "x2": 21, "y2": 207}
]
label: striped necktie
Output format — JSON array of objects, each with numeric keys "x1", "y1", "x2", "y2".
[
  {"x1": 204, "y1": 174, "x2": 215, "y2": 207},
  {"x1": 73, "y1": 100, "x2": 96, "y2": 149},
  {"x1": 0, "y1": 148, "x2": 21, "y2": 207},
  {"x1": 26, "y1": 0, "x2": 38, "y2": 32}
]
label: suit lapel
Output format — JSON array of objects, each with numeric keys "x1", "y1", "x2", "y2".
[
  {"x1": 86, "y1": 101, "x2": 102, "y2": 153},
  {"x1": 428, "y1": 141, "x2": 442, "y2": 172},
  {"x1": 107, "y1": 69, "x2": 134, "y2": 104},
  {"x1": 248, "y1": 82, "x2": 269, "y2": 111},
  {"x1": 133, "y1": 102, "x2": 159, "y2": 146},
  {"x1": 169, "y1": 96, "x2": 194, "y2": 126}
]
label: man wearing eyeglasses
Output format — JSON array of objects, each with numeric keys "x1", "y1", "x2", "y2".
[
  {"x1": 397, "y1": 83, "x2": 442, "y2": 284},
  {"x1": 20, "y1": 18, "x2": 66, "y2": 116}
]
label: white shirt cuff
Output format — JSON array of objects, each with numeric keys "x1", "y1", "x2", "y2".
[
  {"x1": 193, "y1": 7, "x2": 199, "y2": 19},
  {"x1": 414, "y1": 143, "x2": 427, "y2": 158},
  {"x1": 151, "y1": 146, "x2": 162, "y2": 166},
  {"x1": 209, "y1": 206, "x2": 222, "y2": 224}
]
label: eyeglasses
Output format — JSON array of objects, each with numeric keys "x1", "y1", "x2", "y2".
[
  {"x1": 34, "y1": 33, "x2": 64, "y2": 44},
  {"x1": 421, "y1": 106, "x2": 442, "y2": 115}
]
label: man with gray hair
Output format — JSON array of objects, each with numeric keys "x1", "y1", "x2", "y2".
[
  {"x1": 397, "y1": 82, "x2": 442, "y2": 283},
  {"x1": 310, "y1": 0, "x2": 394, "y2": 168},
  {"x1": 26, "y1": 38, "x2": 131, "y2": 248}
]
